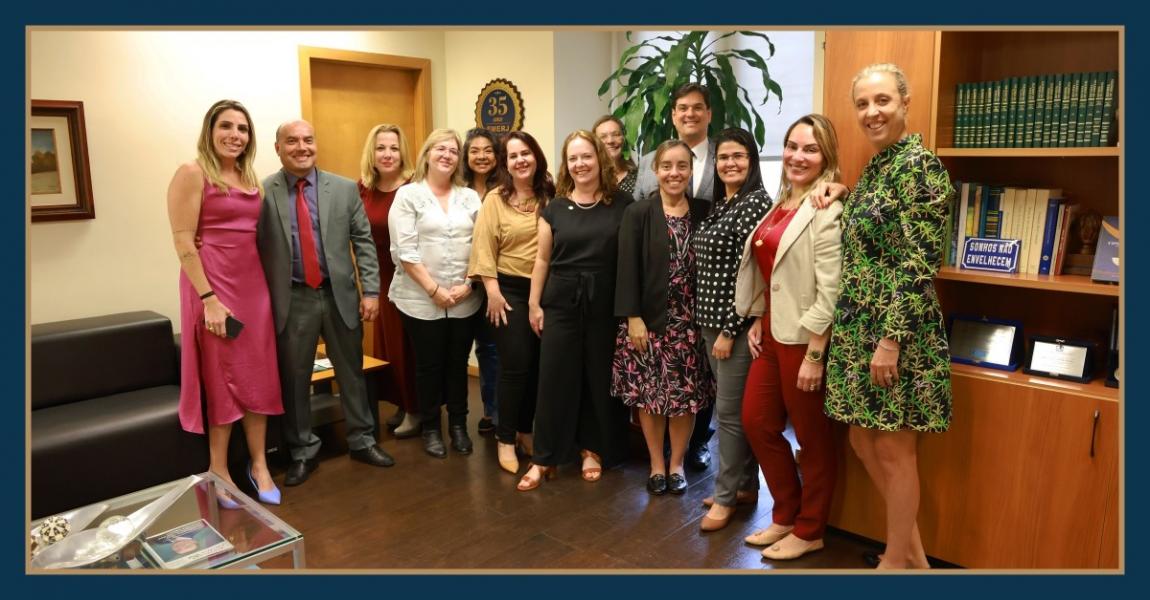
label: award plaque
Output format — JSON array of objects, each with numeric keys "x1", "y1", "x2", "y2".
[
  {"x1": 1023, "y1": 335, "x2": 1095, "y2": 383},
  {"x1": 474, "y1": 78, "x2": 524, "y2": 134},
  {"x1": 948, "y1": 315, "x2": 1022, "y2": 371}
]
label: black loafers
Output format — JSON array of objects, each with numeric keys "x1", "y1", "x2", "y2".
[
  {"x1": 449, "y1": 425, "x2": 473, "y2": 454},
  {"x1": 667, "y1": 472, "x2": 688, "y2": 495},
  {"x1": 686, "y1": 445, "x2": 711, "y2": 471},
  {"x1": 647, "y1": 474, "x2": 668, "y2": 495},
  {"x1": 283, "y1": 458, "x2": 319, "y2": 487},
  {"x1": 350, "y1": 444, "x2": 395, "y2": 467},
  {"x1": 422, "y1": 429, "x2": 447, "y2": 459}
]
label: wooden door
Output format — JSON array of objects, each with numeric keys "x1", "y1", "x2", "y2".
[
  {"x1": 821, "y1": 30, "x2": 938, "y2": 187},
  {"x1": 299, "y1": 46, "x2": 432, "y2": 355}
]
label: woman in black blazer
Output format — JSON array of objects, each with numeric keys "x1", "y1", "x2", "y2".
[{"x1": 612, "y1": 140, "x2": 714, "y2": 495}]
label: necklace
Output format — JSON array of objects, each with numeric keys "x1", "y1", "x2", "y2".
[
  {"x1": 571, "y1": 198, "x2": 601, "y2": 210},
  {"x1": 753, "y1": 206, "x2": 795, "y2": 247}
]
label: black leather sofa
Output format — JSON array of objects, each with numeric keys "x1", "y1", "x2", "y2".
[{"x1": 30, "y1": 311, "x2": 208, "y2": 518}]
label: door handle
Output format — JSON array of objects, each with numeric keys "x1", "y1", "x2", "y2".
[{"x1": 1090, "y1": 409, "x2": 1100, "y2": 458}]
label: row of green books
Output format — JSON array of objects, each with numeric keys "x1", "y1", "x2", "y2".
[
  {"x1": 945, "y1": 182, "x2": 1081, "y2": 276},
  {"x1": 952, "y1": 71, "x2": 1117, "y2": 148}
]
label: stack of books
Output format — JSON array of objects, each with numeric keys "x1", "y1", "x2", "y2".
[
  {"x1": 952, "y1": 71, "x2": 1118, "y2": 148},
  {"x1": 945, "y1": 182, "x2": 1080, "y2": 276}
]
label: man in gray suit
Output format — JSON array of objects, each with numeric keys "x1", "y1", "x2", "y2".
[
  {"x1": 258, "y1": 120, "x2": 395, "y2": 487},
  {"x1": 633, "y1": 82, "x2": 717, "y2": 204},
  {"x1": 634, "y1": 83, "x2": 718, "y2": 470}
]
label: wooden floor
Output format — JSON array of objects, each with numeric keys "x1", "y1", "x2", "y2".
[{"x1": 254, "y1": 378, "x2": 892, "y2": 571}]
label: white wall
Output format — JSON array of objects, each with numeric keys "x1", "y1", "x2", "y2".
[
  {"x1": 553, "y1": 31, "x2": 615, "y2": 164},
  {"x1": 29, "y1": 30, "x2": 447, "y2": 328}
]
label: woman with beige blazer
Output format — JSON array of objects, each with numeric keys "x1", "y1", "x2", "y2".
[{"x1": 733, "y1": 114, "x2": 844, "y2": 561}]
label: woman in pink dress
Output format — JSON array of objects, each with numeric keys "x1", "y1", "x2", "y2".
[
  {"x1": 357, "y1": 124, "x2": 420, "y2": 438},
  {"x1": 167, "y1": 99, "x2": 284, "y2": 506}
]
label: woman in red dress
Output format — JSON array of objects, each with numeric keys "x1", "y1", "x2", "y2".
[{"x1": 357, "y1": 124, "x2": 419, "y2": 437}]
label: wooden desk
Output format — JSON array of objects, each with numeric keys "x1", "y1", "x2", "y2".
[{"x1": 309, "y1": 348, "x2": 390, "y2": 441}]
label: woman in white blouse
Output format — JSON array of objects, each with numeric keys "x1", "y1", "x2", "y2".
[{"x1": 388, "y1": 128, "x2": 483, "y2": 459}]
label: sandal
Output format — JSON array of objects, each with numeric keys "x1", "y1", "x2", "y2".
[
  {"x1": 580, "y1": 449, "x2": 602, "y2": 482},
  {"x1": 516, "y1": 464, "x2": 555, "y2": 492}
]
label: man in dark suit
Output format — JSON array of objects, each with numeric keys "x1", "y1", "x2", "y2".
[
  {"x1": 635, "y1": 83, "x2": 718, "y2": 471},
  {"x1": 258, "y1": 120, "x2": 394, "y2": 487},
  {"x1": 633, "y1": 82, "x2": 717, "y2": 205}
]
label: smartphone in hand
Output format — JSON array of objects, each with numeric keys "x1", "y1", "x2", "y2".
[{"x1": 224, "y1": 315, "x2": 244, "y2": 339}]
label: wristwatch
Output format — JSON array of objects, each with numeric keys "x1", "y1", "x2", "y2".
[
  {"x1": 804, "y1": 349, "x2": 824, "y2": 363},
  {"x1": 720, "y1": 329, "x2": 734, "y2": 340}
]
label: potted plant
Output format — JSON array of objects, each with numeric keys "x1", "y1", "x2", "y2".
[{"x1": 598, "y1": 31, "x2": 783, "y2": 157}]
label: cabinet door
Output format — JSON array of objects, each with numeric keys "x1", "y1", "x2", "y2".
[
  {"x1": 830, "y1": 375, "x2": 1117, "y2": 568},
  {"x1": 821, "y1": 30, "x2": 937, "y2": 187}
]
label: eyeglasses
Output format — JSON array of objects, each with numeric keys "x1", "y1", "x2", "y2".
[
  {"x1": 716, "y1": 152, "x2": 750, "y2": 163},
  {"x1": 432, "y1": 145, "x2": 460, "y2": 156}
]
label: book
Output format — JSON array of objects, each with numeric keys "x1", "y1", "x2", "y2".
[
  {"x1": 1098, "y1": 71, "x2": 1118, "y2": 146},
  {"x1": 1028, "y1": 188, "x2": 1062, "y2": 274},
  {"x1": 141, "y1": 519, "x2": 233, "y2": 570},
  {"x1": 313, "y1": 358, "x2": 334, "y2": 372},
  {"x1": 1032, "y1": 76, "x2": 1047, "y2": 148},
  {"x1": 956, "y1": 181, "x2": 972, "y2": 265},
  {"x1": 1053, "y1": 203, "x2": 1081, "y2": 275},
  {"x1": 1090, "y1": 216, "x2": 1119, "y2": 283},
  {"x1": 1037, "y1": 196, "x2": 1064, "y2": 275}
]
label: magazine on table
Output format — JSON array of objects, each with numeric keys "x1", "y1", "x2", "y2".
[{"x1": 140, "y1": 518, "x2": 233, "y2": 569}]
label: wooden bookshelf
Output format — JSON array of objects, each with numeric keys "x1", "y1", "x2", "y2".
[
  {"x1": 937, "y1": 266, "x2": 1120, "y2": 296},
  {"x1": 824, "y1": 28, "x2": 1121, "y2": 569},
  {"x1": 950, "y1": 362, "x2": 1118, "y2": 402},
  {"x1": 937, "y1": 147, "x2": 1120, "y2": 158}
]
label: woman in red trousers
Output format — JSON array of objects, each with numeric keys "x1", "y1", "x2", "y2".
[{"x1": 733, "y1": 114, "x2": 844, "y2": 560}]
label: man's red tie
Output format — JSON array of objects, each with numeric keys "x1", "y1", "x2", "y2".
[{"x1": 295, "y1": 178, "x2": 323, "y2": 288}]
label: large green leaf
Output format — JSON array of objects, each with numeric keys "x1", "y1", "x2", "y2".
[
  {"x1": 736, "y1": 31, "x2": 776, "y2": 57},
  {"x1": 728, "y1": 48, "x2": 781, "y2": 105}
]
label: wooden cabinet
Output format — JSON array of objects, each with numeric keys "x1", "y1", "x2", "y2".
[{"x1": 824, "y1": 29, "x2": 1121, "y2": 569}]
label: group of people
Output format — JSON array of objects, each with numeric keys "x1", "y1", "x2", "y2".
[{"x1": 168, "y1": 61, "x2": 954, "y2": 569}]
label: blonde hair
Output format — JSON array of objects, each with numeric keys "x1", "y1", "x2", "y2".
[
  {"x1": 359, "y1": 124, "x2": 414, "y2": 189},
  {"x1": 555, "y1": 129, "x2": 617, "y2": 202},
  {"x1": 851, "y1": 63, "x2": 910, "y2": 100},
  {"x1": 776, "y1": 114, "x2": 841, "y2": 202},
  {"x1": 411, "y1": 128, "x2": 464, "y2": 186},
  {"x1": 196, "y1": 99, "x2": 261, "y2": 194}
]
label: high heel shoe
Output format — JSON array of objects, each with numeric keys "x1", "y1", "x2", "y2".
[
  {"x1": 497, "y1": 442, "x2": 520, "y2": 474},
  {"x1": 217, "y1": 492, "x2": 242, "y2": 510},
  {"x1": 516, "y1": 464, "x2": 555, "y2": 491},
  {"x1": 247, "y1": 461, "x2": 282, "y2": 505},
  {"x1": 579, "y1": 449, "x2": 602, "y2": 482}
]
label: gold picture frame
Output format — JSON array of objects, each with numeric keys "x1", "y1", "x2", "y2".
[{"x1": 30, "y1": 99, "x2": 95, "y2": 222}]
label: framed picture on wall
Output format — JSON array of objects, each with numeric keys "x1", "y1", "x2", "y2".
[{"x1": 30, "y1": 99, "x2": 95, "y2": 222}]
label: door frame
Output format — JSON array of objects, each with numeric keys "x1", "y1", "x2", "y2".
[{"x1": 298, "y1": 45, "x2": 433, "y2": 143}]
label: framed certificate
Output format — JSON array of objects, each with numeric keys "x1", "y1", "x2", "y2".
[
  {"x1": 948, "y1": 315, "x2": 1022, "y2": 371},
  {"x1": 1023, "y1": 335, "x2": 1095, "y2": 383}
]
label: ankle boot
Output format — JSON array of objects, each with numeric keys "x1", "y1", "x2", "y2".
[
  {"x1": 394, "y1": 412, "x2": 421, "y2": 439},
  {"x1": 422, "y1": 429, "x2": 447, "y2": 459},
  {"x1": 449, "y1": 425, "x2": 473, "y2": 455}
]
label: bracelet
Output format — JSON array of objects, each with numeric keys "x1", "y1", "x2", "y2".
[
  {"x1": 428, "y1": 284, "x2": 439, "y2": 298},
  {"x1": 199, "y1": 290, "x2": 215, "y2": 300}
]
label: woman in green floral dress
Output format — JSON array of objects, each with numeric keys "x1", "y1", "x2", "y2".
[{"x1": 824, "y1": 63, "x2": 955, "y2": 569}]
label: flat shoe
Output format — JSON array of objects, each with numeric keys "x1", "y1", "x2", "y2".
[
  {"x1": 700, "y1": 512, "x2": 731, "y2": 532},
  {"x1": 761, "y1": 535, "x2": 824, "y2": 560},
  {"x1": 667, "y1": 473, "x2": 687, "y2": 495},
  {"x1": 702, "y1": 490, "x2": 758, "y2": 508},
  {"x1": 744, "y1": 524, "x2": 794, "y2": 546},
  {"x1": 497, "y1": 442, "x2": 520, "y2": 474},
  {"x1": 477, "y1": 417, "x2": 496, "y2": 434},
  {"x1": 647, "y1": 474, "x2": 667, "y2": 495},
  {"x1": 385, "y1": 408, "x2": 406, "y2": 430}
]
